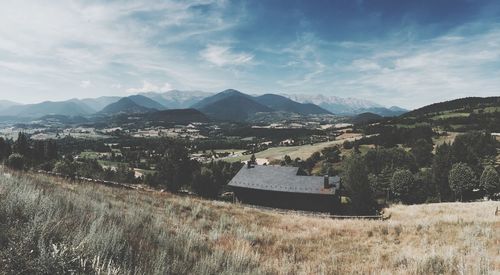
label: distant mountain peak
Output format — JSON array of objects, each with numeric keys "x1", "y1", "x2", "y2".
[
  {"x1": 221, "y1": 89, "x2": 242, "y2": 94},
  {"x1": 98, "y1": 97, "x2": 158, "y2": 115}
]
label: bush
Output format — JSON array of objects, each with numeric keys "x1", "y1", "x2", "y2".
[
  {"x1": 343, "y1": 140, "x2": 353, "y2": 150},
  {"x1": 54, "y1": 160, "x2": 77, "y2": 177},
  {"x1": 5, "y1": 153, "x2": 25, "y2": 170}
]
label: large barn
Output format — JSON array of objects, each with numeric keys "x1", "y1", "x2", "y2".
[{"x1": 228, "y1": 164, "x2": 341, "y2": 213}]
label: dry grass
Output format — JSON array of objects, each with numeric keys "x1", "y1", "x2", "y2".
[
  {"x1": 433, "y1": 131, "x2": 460, "y2": 147},
  {"x1": 1, "y1": 170, "x2": 499, "y2": 274}
]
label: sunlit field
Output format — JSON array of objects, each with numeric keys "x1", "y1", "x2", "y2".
[{"x1": 1, "y1": 170, "x2": 498, "y2": 274}]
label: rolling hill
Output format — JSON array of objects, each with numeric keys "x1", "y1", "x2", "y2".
[
  {"x1": 384, "y1": 96, "x2": 500, "y2": 132},
  {"x1": 351, "y1": 112, "x2": 383, "y2": 124},
  {"x1": 98, "y1": 97, "x2": 157, "y2": 115},
  {"x1": 0, "y1": 100, "x2": 93, "y2": 117},
  {"x1": 402, "y1": 96, "x2": 500, "y2": 118},
  {"x1": 357, "y1": 107, "x2": 407, "y2": 117}
]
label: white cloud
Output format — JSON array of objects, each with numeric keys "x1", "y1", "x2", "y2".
[
  {"x1": 275, "y1": 33, "x2": 328, "y2": 88},
  {"x1": 200, "y1": 45, "x2": 254, "y2": 66},
  {"x1": 0, "y1": 0, "x2": 241, "y2": 102},
  {"x1": 351, "y1": 59, "x2": 382, "y2": 71},
  {"x1": 337, "y1": 26, "x2": 500, "y2": 108},
  {"x1": 79, "y1": 80, "x2": 91, "y2": 88},
  {"x1": 126, "y1": 81, "x2": 173, "y2": 94}
]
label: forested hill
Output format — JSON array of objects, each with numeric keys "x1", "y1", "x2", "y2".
[
  {"x1": 403, "y1": 97, "x2": 500, "y2": 118},
  {"x1": 376, "y1": 96, "x2": 500, "y2": 132}
]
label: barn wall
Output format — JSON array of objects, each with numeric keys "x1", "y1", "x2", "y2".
[{"x1": 232, "y1": 187, "x2": 340, "y2": 213}]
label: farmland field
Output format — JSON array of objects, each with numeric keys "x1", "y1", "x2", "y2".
[
  {"x1": 431, "y1": 112, "x2": 470, "y2": 120},
  {"x1": 223, "y1": 134, "x2": 364, "y2": 162},
  {"x1": 1, "y1": 170, "x2": 498, "y2": 274}
]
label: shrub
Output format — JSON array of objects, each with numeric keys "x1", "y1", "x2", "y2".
[
  {"x1": 0, "y1": 172, "x2": 263, "y2": 274},
  {"x1": 5, "y1": 153, "x2": 25, "y2": 170},
  {"x1": 54, "y1": 160, "x2": 77, "y2": 177}
]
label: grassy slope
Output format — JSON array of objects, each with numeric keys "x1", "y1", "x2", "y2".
[{"x1": 0, "y1": 171, "x2": 499, "y2": 274}]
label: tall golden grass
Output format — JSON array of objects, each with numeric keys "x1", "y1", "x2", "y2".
[{"x1": 0, "y1": 170, "x2": 498, "y2": 274}]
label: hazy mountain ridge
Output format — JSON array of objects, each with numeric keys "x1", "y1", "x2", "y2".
[
  {"x1": 73, "y1": 96, "x2": 122, "y2": 112},
  {"x1": 282, "y1": 94, "x2": 407, "y2": 116},
  {"x1": 127, "y1": 95, "x2": 167, "y2": 110},
  {"x1": 254, "y1": 94, "x2": 331, "y2": 115},
  {"x1": 98, "y1": 97, "x2": 157, "y2": 115},
  {"x1": 0, "y1": 89, "x2": 406, "y2": 119},
  {"x1": 0, "y1": 100, "x2": 21, "y2": 110},
  {"x1": 0, "y1": 100, "x2": 93, "y2": 117},
  {"x1": 140, "y1": 90, "x2": 213, "y2": 109}
]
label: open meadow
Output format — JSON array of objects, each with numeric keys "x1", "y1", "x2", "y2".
[{"x1": 0, "y1": 170, "x2": 498, "y2": 274}]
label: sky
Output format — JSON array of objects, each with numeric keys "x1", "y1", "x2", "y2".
[{"x1": 1, "y1": 0, "x2": 500, "y2": 109}]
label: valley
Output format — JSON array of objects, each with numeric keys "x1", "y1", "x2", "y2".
[
  {"x1": 0, "y1": 90, "x2": 499, "y2": 274},
  {"x1": 3, "y1": 1, "x2": 500, "y2": 274}
]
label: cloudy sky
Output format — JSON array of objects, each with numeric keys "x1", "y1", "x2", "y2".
[{"x1": 1, "y1": 0, "x2": 499, "y2": 108}]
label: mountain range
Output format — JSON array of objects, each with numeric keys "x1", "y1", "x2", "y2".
[
  {"x1": 0, "y1": 89, "x2": 408, "y2": 120},
  {"x1": 98, "y1": 96, "x2": 162, "y2": 115},
  {"x1": 282, "y1": 94, "x2": 407, "y2": 116}
]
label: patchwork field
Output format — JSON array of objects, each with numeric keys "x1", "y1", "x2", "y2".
[
  {"x1": 224, "y1": 134, "x2": 363, "y2": 163},
  {"x1": 0, "y1": 170, "x2": 499, "y2": 274}
]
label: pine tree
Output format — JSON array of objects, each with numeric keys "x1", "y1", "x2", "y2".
[
  {"x1": 342, "y1": 154, "x2": 375, "y2": 215},
  {"x1": 432, "y1": 143, "x2": 453, "y2": 201},
  {"x1": 449, "y1": 163, "x2": 476, "y2": 201},
  {"x1": 390, "y1": 169, "x2": 415, "y2": 204},
  {"x1": 13, "y1": 132, "x2": 30, "y2": 157},
  {"x1": 410, "y1": 139, "x2": 433, "y2": 167},
  {"x1": 249, "y1": 153, "x2": 256, "y2": 164}
]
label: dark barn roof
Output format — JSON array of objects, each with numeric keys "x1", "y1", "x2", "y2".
[{"x1": 228, "y1": 165, "x2": 340, "y2": 195}]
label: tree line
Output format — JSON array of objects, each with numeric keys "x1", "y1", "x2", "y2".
[
  {"x1": 340, "y1": 131, "x2": 499, "y2": 214},
  {"x1": 0, "y1": 133, "x2": 243, "y2": 199}
]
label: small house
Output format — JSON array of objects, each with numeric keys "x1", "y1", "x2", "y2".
[{"x1": 228, "y1": 164, "x2": 341, "y2": 213}]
